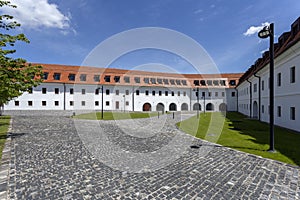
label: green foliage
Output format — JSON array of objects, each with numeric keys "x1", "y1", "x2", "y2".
[
  {"x1": 0, "y1": 0, "x2": 42, "y2": 111},
  {"x1": 177, "y1": 112, "x2": 300, "y2": 166}
]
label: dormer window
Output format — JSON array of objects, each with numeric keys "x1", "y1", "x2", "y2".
[
  {"x1": 200, "y1": 80, "x2": 206, "y2": 86},
  {"x1": 144, "y1": 77, "x2": 149, "y2": 84},
  {"x1": 170, "y1": 79, "x2": 175, "y2": 85},
  {"x1": 176, "y1": 80, "x2": 181, "y2": 85},
  {"x1": 207, "y1": 80, "x2": 212, "y2": 86},
  {"x1": 114, "y1": 76, "x2": 120, "y2": 83},
  {"x1": 124, "y1": 76, "x2": 130, "y2": 83},
  {"x1": 80, "y1": 74, "x2": 86, "y2": 81},
  {"x1": 94, "y1": 75, "x2": 100, "y2": 82},
  {"x1": 220, "y1": 80, "x2": 226, "y2": 86},
  {"x1": 182, "y1": 80, "x2": 187, "y2": 85},
  {"x1": 43, "y1": 72, "x2": 49, "y2": 80},
  {"x1": 213, "y1": 80, "x2": 219, "y2": 85},
  {"x1": 104, "y1": 75, "x2": 111, "y2": 82},
  {"x1": 151, "y1": 78, "x2": 156, "y2": 84},
  {"x1": 134, "y1": 77, "x2": 140, "y2": 83},
  {"x1": 229, "y1": 80, "x2": 236, "y2": 86},
  {"x1": 163, "y1": 79, "x2": 169, "y2": 84},
  {"x1": 53, "y1": 73, "x2": 61, "y2": 80},
  {"x1": 68, "y1": 74, "x2": 76, "y2": 81},
  {"x1": 157, "y1": 78, "x2": 162, "y2": 84},
  {"x1": 194, "y1": 80, "x2": 199, "y2": 86}
]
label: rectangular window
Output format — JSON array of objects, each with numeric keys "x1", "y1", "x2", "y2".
[
  {"x1": 106, "y1": 101, "x2": 110, "y2": 106},
  {"x1": 277, "y1": 106, "x2": 281, "y2": 117},
  {"x1": 170, "y1": 79, "x2": 175, "y2": 85},
  {"x1": 178, "y1": 91, "x2": 180, "y2": 96},
  {"x1": 80, "y1": 74, "x2": 87, "y2": 81},
  {"x1": 94, "y1": 75, "x2": 100, "y2": 82},
  {"x1": 182, "y1": 80, "x2": 187, "y2": 85},
  {"x1": 145, "y1": 90, "x2": 149, "y2": 96},
  {"x1": 202, "y1": 92, "x2": 205, "y2": 97},
  {"x1": 42, "y1": 101, "x2": 47, "y2": 106},
  {"x1": 106, "y1": 89, "x2": 110, "y2": 95},
  {"x1": 207, "y1": 80, "x2": 213, "y2": 86},
  {"x1": 28, "y1": 88, "x2": 33, "y2": 94},
  {"x1": 165, "y1": 91, "x2": 168, "y2": 96},
  {"x1": 194, "y1": 80, "x2": 199, "y2": 86},
  {"x1": 220, "y1": 80, "x2": 226, "y2": 86},
  {"x1": 42, "y1": 72, "x2": 49, "y2": 80},
  {"x1": 159, "y1": 91, "x2": 162, "y2": 96},
  {"x1": 95, "y1": 101, "x2": 99, "y2": 106},
  {"x1": 82, "y1": 89, "x2": 86, "y2": 95},
  {"x1": 55, "y1": 101, "x2": 59, "y2": 106},
  {"x1": 126, "y1": 101, "x2": 129, "y2": 106},
  {"x1": 15, "y1": 101, "x2": 19, "y2": 106},
  {"x1": 95, "y1": 89, "x2": 99, "y2": 95},
  {"x1": 68, "y1": 74, "x2": 76, "y2": 81},
  {"x1": 222, "y1": 92, "x2": 225, "y2": 97},
  {"x1": 290, "y1": 107, "x2": 296, "y2": 120},
  {"x1": 215, "y1": 92, "x2": 218, "y2": 97},
  {"x1": 28, "y1": 101, "x2": 33, "y2": 106},
  {"x1": 55, "y1": 88, "x2": 59, "y2": 94},
  {"x1": 176, "y1": 80, "x2": 181, "y2": 85},
  {"x1": 157, "y1": 78, "x2": 163, "y2": 84},
  {"x1": 172, "y1": 91, "x2": 175, "y2": 96},
  {"x1": 231, "y1": 92, "x2": 236, "y2": 97},
  {"x1": 277, "y1": 73, "x2": 281, "y2": 87},
  {"x1": 183, "y1": 91, "x2": 186, "y2": 96},
  {"x1": 124, "y1": 76, "x2": 130, "y2": 83},
  {"x1": 290, "y1": 66, "x2": 296, "y2": 83},
  {"x1": 134, "y1": 77, "x2": 140, "y2": 83},
  {"x1": 70, "y1": 88, "x2": 74, "y2": 95},
  {"x1": 262, "y1": 80, "x2": 265, "y2": 91},
  {"x1": 81, "y1": 101, "x2": 85, "y2": 106},
  {"x1": 213, "y1": 80, "x2": 219, "y2": 85},
  {"x1": 152, "y1": 91, "x2": 155, "y2": 96},
  {"x1": 208, "y1": 92, "x2": 211, "y2": 97},
  {"x1": 104, "y1": 75, "x2": 111, "y2": 82},
  {"x1": 42, "y1": 88, "x2": 47, "y2": 94},
  {"x1": 116, "y1": 90, "x2": 119, "y2": 95},
  {"x1": 126, "y1": 90, "x2": 129, "y2": 95},
  {"x1": 262, "y1": 105, "x2": 264, "y2": 113},
  {"x1": 70, "y1": 101, "x2": 74, "y2": 106},
  {"x1": 53, "y1": 73, "x2": 61, "y2": 80},
  {"x1": 114, "y1": 76, "x2": 120, "y2": 83},
  {"x1": 136, "y1": 90, "x2": 139, "y2": 95},
  {"x1": 254, "y1": 83, "x2": 257, "y2": 93},
  {"x1": 195, "y1": 91, "x2": 198, "y2": 97}
]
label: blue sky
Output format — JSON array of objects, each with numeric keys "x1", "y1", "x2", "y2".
[{"x1": 1, "y1": 0, "x2": 300, "y2": 73}]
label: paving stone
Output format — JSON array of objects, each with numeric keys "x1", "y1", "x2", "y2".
[{"x1": 0, "y1": 112, "x2": 299, "y2": 199}]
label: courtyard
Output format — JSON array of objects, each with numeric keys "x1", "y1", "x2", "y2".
[{"x1": 0, "y1": 111, "x2": 299, "y2": 199}]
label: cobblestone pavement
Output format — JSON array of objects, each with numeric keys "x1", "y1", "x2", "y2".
[{"x1": 3, "y1": 112, "x2": 300, "y2": 199}]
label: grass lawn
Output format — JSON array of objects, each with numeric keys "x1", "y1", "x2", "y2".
[
  {"x1": 0, "y1": 116, "x2": 10, "y2": 160},
  {"x1": 73, "y1": 111, "x2": 160, "y2": 120},
  {"x1": 177, "y1": 112, "x2": 300, "y2": 166}
]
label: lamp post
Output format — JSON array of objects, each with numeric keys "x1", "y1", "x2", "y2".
[
  {"x1": 258, "y1": 23, "x2": 275, "y2": 152},
  {"x1": 97, "y1": 85, "x2": 104, "y2": 119},
  {"x1": 202, "y1": 92, "x2": 206, "y2": 115},
  {"x1": 193, "y1": 88, "x2": 200, "y2": 118}
]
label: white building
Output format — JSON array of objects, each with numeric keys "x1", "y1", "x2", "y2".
[
  {"x1": 237, "y1": 16, "x2": 300, "y2": 131},
  {"x1": 4, "y1": 17, "x2": 300, "y2": 132}
]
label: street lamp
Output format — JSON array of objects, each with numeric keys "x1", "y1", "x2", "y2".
[
  {"x1": 193, "y1": 88, "x2": 200, "y2": 119},
  {"x1": 97, "y1": 85, "x2": 104, "y2": 119},
  {"x1": 201, "y1": 92, "x2": 206, "y2": 115},
  {"x1": 258, "y1": 23, "x2": 275, "y2": 152}
]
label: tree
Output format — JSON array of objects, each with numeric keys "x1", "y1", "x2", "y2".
[{"x1": 0, "y1": 0, "x2": 42, "y2": 115}]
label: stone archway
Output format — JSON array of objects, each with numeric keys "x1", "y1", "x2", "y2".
[
  {"x1": 206, "y1": 103, "x2": 214, "y2": 111},
  {"x1": 219, "y1": 103, "x2": 227, "y2": 112},
  {"x1": 181, "y1": 103, "x2": 188, "y2": 111},
  {"x1": 143, "y1": 103, "x2": 151, "y2": 111},
  {"x1": 193, "y1": 103, "x2": 201, "y2": 111},
  {"x1": 169, "y1": 103, "x2": 177, "y2": 111},
  {"x1": 156, "y1": 103, "x2": 165, "y2": 112}
]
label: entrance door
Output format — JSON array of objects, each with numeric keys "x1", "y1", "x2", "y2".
[{"x1": 116, "y1": 101, "x2": 119, "y2": 110}]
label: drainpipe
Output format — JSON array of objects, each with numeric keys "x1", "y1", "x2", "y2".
[
  {"x1": 132, "y1": 86, "x2": 135, "y2": 111},
  {"x1": 254, "y1": 73, "x2": 261, "y2": 121},
  {"x1": 246, "y1": 79, "x2": 252, "y2": 118},
  {"x1": 235, "y1": 88, "x2": 239, "y2": 112},
  {"x1": 63, "y1": 83, "x2": 66, "y2": 110},
  {"x1": 189, "y1": 87, "x2": 192, "y2": 111}
]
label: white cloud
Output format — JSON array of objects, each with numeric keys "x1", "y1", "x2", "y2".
[
  {"x1": 1, "y1": 0, "x2": 71, "y2": 30},
  {"x1": 194, "y1": 9, "x2": 203, "y2": 14},
  {"x1": 243, "y1": 22, "x2": 270, "y2": 36}
]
